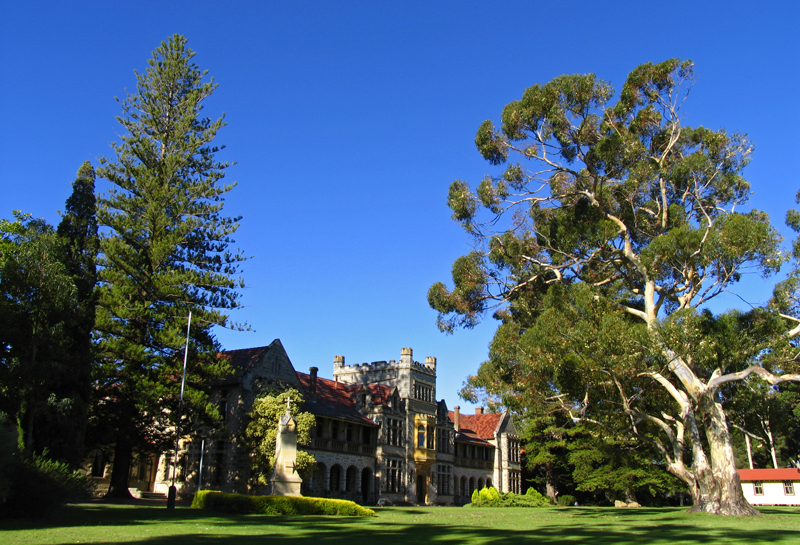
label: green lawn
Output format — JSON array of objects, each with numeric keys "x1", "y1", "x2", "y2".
[{"x1": 2, "y1": 503, "x2": 799, "y2": 544}]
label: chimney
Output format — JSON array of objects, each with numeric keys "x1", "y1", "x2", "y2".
[
  {"x1": 309, "y1": 367, "x2": 318, "y2": 400},
  {"x1": 454, "y1": 405, "x2": 460, "y2": 431},
  {"x1": 475, "y1": 407, "x2": 483, "y2": 415}
]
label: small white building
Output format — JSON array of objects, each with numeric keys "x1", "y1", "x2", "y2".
[{"x1": 738, "y1": 468, "x2": 800, "y2": 506}]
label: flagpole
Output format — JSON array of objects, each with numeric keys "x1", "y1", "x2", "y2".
[{"x1": 168, "y1": 311, "x2": 191, "y2": 509}]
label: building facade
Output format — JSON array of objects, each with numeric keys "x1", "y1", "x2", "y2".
[
  {"x1": 738, "y1": 468, "x2": 800, "y2": 506},
  {"x1": 85, "y1": 341, "x2": 521, "y2": 505}
]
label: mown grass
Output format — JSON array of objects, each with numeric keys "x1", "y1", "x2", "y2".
[{"x1": 2, "y1": 502, "x2": 800, "y2": 544}]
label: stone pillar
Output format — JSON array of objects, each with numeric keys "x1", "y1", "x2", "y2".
[{"x1": 268, "y1": 398, "x2": 303, "y2": 496}]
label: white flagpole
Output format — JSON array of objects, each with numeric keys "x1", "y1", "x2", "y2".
[{"x1": 168, "y1": 311, "x2": 191, "y2": 509}]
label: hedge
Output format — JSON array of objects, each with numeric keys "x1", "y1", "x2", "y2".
[
  {"x1": 469, "y1": 486, "x2": 551, "y2": 508},
  {"x1": 557, "y1": 494, "x2": 576, "y2": 506},
  {"x1": 192, "y1": 490, "x2": 376, "y2": 517}
]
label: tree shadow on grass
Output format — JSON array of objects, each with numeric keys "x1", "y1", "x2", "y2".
[
  {"x1": 5, "y1": 505, "x2": 799, "y2": 545},
  {"x1": 758, "y1": 507, "x2": 800, "y2": 516},
  {"x1": 43, "y1": 520, "x2": 800, "y2": 545}
]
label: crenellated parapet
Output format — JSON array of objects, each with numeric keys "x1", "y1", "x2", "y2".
[
  {"x1": 332, "y1": 348, "x2": 437, "y2": 404},
  {"x1": 333, "y1": 349, "x2": 436, "y2": 379}
]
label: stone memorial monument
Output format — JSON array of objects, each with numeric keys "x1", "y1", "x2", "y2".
[{"x1": 268, "y1": 397, "x2": 303, "y2": 496}]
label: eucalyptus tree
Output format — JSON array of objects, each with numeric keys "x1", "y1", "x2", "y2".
[
  {"x1": 96, "y1": 35, "x2": 245, "y2": 497},
  {"x1": 429, "y1": 59, "x2": 794, "y2": 515}
]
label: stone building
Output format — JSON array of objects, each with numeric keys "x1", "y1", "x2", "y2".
[{"x1": 87, "y1": 341, "x2": 521, "y2": 504}]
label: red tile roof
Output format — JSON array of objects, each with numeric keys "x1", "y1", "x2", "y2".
[
  {"x1": 214, "y1": 345, "x2": 275, "y2": 385},
  {"x1": 738, "y1": 468, "x2": 800, "y2": 481},
  {"x1": 296, "y1": 372, "x2": 377, "y2": 426},
  {"x1": 364, "y1": 383, "x2": 393, "y2": 406},
  {"x1": 220, "y1": 346, "x2": 271, "y2": 371},
  {"x1": 448, "y1": 411, "x2": 502, "y2": 445}
]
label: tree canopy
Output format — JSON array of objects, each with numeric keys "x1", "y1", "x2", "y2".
[
  {"x1": 0, "y1": 163, "x2": 98, "y2": 467},
  {"x1": 430, "y1": 59, "x2": 796, "y2": 515},
  {"x1": 95, "y1": 34, "x2": 245, "y2": 497}
]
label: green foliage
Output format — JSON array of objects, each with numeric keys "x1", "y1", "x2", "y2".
[
  {"x1": 432, "y1": 59, "x2": 789, "y2": 515},
  {"x1": 567, "y1": 427, "x2": 684, "y2": 504},
  {"x1": 191, "y1": 490, "x2": 375, "y2": 516},
  {"x1": 431, "y1": 58, "x2": 782, "y2": 333},
  {"x1": 470, "y1": 486, "x2": 551, "y2": 508},
  {"x1": 94, "y1": 34, "x2": 244, "y2": 494},
  {"x1": 500, "y1": 492, "x2": 551, "y2": 507},
  {"x1": 0, "y1": 415, "x2": 94, "y2": 519},
  {"x1": 480, "y1": 486, "x2": 500, "y2": 504},
  {"x1": 726, "y1": 378, "x2": 800, "y2": 469},
  {"x1": 244, "y1": 389, "x2": 316, "y2": 483},
  {"x1": 427, "y1": 252, "x2": 487, "y2": 333},
  {"x1": 557, "y1": 494, "x2": 576, "y2": 507},
  {"x1": 0, "y1": 188, "x2": 96, "y2": 466},
  {"x1": 525, "y1": 486, "x2": 552, "y2": 504}
]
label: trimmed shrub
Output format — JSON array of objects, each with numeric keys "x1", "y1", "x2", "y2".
[
  {"x1": 470, "y1": 486, "x2": 551, "y2": 508},
  {"x1": 557, "y1": 494, "x2": 576, "y2": 506},
  {"x1": 525, "y1": 487, "x2": 553, "y2": 505},
  {"x1": 192, "y1": 490, "x2": 375, "y2": 517},
  {"x1": 497, "y1": 492, "x2": 551, "y2": 508},
  {"x1": 470, "y1": 488, "x2": 480, "y2": 505},
  {"x1": 479, "y1": 486, "x2": 501, "y2": 504}
]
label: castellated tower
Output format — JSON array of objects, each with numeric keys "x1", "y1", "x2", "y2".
[{"x1": 332, "y1": 347, "x2": 437, "y2": 404}]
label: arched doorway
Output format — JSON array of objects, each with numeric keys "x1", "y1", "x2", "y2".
[
  {"x1": 346, "y1": 466, "x2": 358, "y2": 499},
  {"x1": 312, "y1": 463, "x2": 327, "y2": 496},
  {"x1": 330, "y1": 464, "x2": 342, "y2": 493},
  {"x1": 416, "y1": 474, "x2": 428, "y2": 505},
  {"x1": 361, "y1": 467, "x2": 372, "y2": 504}
]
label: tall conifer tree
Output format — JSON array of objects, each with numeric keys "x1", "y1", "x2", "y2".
[{"x1": 96, "y1": 35, "x2": 244, "y2": 497}]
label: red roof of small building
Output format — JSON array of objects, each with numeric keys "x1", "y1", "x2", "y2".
[{"x1": 737, "y1": 468, "x2": 800, "y2": 481}]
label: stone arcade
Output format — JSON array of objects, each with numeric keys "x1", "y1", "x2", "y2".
[{"x1": 85, "y1": 341, "x2": 521, "y2": 504}]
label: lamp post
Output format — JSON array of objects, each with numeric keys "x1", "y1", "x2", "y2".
[{"x1": 167, "y1": 312, "x2": 191, "y2": 509}]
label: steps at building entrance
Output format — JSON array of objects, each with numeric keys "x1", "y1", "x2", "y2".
[{"x1": 138, "y1": 491, "x2": 168, "y2": 500}]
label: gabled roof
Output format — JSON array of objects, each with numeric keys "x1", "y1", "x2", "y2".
[
  {"x1": 296, "y1": 372, "x2": 378, "y2": 427},
  {"x1": 217, "y1": 340, "x2": 298, "y2": 387},
  {"x1": 449, "y1": 411, "x2": 503, "y2": 446},
  {"x1": 215, "y1": 345, "x2": 271, "y2": 385},
  {"x1": 362, "y1": 383, "x2": 394, "y2": 406},
  {"x1": 738, "y1": 468, "x2": 800, "y2": 481},
  {"x1": 222, "y1": 345, "x2": 272, "y2": 371}
]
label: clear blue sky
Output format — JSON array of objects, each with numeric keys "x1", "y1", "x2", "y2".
[{"x1": 1, "y1": 1, "x2": 798, "y2": 412}]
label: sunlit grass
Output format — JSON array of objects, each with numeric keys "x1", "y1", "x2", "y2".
[{"x1": 2, "y1": 503, "x2": 799, "y2": 544}]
